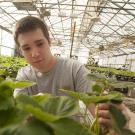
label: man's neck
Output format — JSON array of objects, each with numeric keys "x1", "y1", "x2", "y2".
[{"x1": 44, "y1": 56, "x2": 57, "y2": 73}]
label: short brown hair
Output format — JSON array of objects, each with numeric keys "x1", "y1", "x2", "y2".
[{"x1": 14, "y1": 16, "x2": 50, "y2": 46}]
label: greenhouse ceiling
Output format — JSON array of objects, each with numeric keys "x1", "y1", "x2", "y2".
[{"x1": 0, "y1": 0, "x2": 135, "y2": 60}]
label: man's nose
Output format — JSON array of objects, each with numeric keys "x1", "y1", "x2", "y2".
[{"x1": 31, "y1": 48, "x2": 40, "y2": 57}]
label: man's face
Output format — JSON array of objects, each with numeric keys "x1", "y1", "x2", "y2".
[{"x1": 18, "y1": 28, "x2": 53, "y2": 72}]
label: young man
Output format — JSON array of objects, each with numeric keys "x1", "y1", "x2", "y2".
[
  {"x1": 13, "y1": 16, "x2": 91, "y2": 96},
  {"x1": 13, "y1": 16, "x2": 132, "y2": 134}
]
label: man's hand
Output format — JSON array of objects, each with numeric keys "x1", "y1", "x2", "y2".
[{"x1": 98, "y1": 103, "x2": 131, "y2": 135}]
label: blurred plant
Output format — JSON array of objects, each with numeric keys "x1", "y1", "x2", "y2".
[
  {"x1": 0, "y1": 56, "x2": 27, "y2": 78},
  {"x1": 0, "y1": 78, "x2": 91, "y2": 135},
  {"x1": 86, "y1": 66, "x2": 135, "y2": 77}
]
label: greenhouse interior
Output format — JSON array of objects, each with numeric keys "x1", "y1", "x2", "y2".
[{"x1": 0, "y1": 0, "x2": 135, "y2": 135}]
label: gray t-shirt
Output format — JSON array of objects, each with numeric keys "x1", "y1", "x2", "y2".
[{"x1": 14, "y1": 57, "x2": 91, "y2": 96}]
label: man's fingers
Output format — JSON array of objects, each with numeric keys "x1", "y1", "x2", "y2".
[
  {"x1": 98, "y1": 117, "x2": 111, "y2": 127},
  {"x1": 98, "y1": 110, "x2": 110, "y2": 119},
  {"x1": 98, "y1": 103, "x2": 109, "y2": 110},
  {"x1": 97, "y1": 103, "x2": 131, "y2": 129}
]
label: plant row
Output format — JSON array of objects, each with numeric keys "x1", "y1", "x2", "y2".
[{"x1": 0, "y1": 56, "x2": 27, "y2": 78}]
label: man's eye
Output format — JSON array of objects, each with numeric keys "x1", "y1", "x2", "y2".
[
  {"x1": 23, "y1": 47, "x2": 30, "y2": 51},
  {"x1": 37, "y1": 43, "x2": 43, "y2": 47}
]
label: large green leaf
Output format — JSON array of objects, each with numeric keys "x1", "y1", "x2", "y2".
[
  {"x1": 0, "y1": 80, "x2": 13, "y2": 96},
  {"x1": 110, "y1": 106, "x2": 127, "y2": 129},
  {"x1": 16, "y1": 95, "x2": 61, "y2": 122},
  {"x1": 31, "y1": 94, "x2": 52, "y2": 106},
  {"x1": 0, "y1": 95, "x2": 14, "y2": 110},
  {"x1": 60, "y1": 89, "x2": 85, "y2": 100},
  {"x1": 13, "y1": 80, "x2": 36, "y2": 89},
  {"x1": 0, "y1": 80, "x2": 35, "y2": 97},
  {"x1": 48, "y1": 118, "x2": 92, "y2": 135},
  {"x1": 0, "y1": 80, "x2": 15, "y2": 89},
  {"x1": 16, "y1": 94, "x2": 79, "y2": 122},
  {"x1": 0, "y1": 79, "x2": 35, "y2": 90},
  {"x1": 0, "y1": 119, "x2": 52, "y2": 135},
  {"x1": 0, "y1": 108, "x2": 28, "y2": 128},
  {"x1": 0, "y1": 124, "x2": 19, "y2": 135},
  {"x1": 18, "y1": 119, "x2": 53, "y2": 135},
  {"x1": 60, "y1": 89, "x2": 123, "y2": 104},
  {"x1": 16, "y1": 94, "x2": 41, "y2": 109},
  {"x1": 42, "y1": 96, "x2": 79, "y2": 117},
  {"x1": 81, "y1": 92, "x2": 122, "y2": 104},
  {"x1": 24, "y1": 104, "x2": 60, "y2": 122}
]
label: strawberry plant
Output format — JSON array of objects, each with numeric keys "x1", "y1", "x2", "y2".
[
  {"x1": 1, "y1": 61, "x2": 135, "y2": 135},
  {"x1": 86, "y1": 66, "x2": 135, "y2": 77},
  {"x1": 60, "y1": 73, "x2": 135, "y2": 135},
  {"x1": 0, "y1": 77, "x2": 92, "y2": 135},
  {"x1": 0, "y1": 56, "x2": 27, "y2": 78}
]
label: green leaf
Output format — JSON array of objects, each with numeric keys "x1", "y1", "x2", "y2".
[
  {"x1": 32, "y1": 94, "x2": 52, "y2": 106},
  {"x1": 109, "y1": 91, "x2": 123, "y2": 103},
  {"x1": 13, "y1": 80, "x2": 36, "y2": 89},
  {"x1": 60, "y1": 89, "x2": 85, "y2": 100},
  {"x1": 0, "y1": 80, "x2": 13, "y2": 96},
  {"x1": 0, "y1": 108, "x2": 28, "y2": 128},
  {"x1": 0, "y1": 119, "x2": 52, "y2": 135},
  {"x1": 18, "y1": 119, "x2": 53, "y2": 135},
  {"x1": 42, "y1": 96, "x2": 79, "y2": 117},
  {"x1": 0, "y1": 95, "x2": 14, "y2": 110},
  {"x1": 16, "y1": 94, "x2": 41, "y2": 109},
  {"x1": 92, "y1": 84, "x2": 103, "y2": 94},
  {"x1": 0, "y1": 124, "x2": 19, "y2": 135},
  {"x1": 109, "y1": 106, "x2": 135, "y2": 135},
  {"x1": 16, "y1": 94, "x2": 61, "y2": 122},
  {"x1": 0, "y1": 80, "x2": 35, "y2": 96},
  {"x1": 0, "y1": 79, "x2": 35, "y2": 97},
  {"x1": 0, "y1": 79, "x2": 14, "y2": 88},
  {"x1": 110, "y1": 105, "x2": 127, "y2": 129},
  {"x1": 16, "y1": 94, "x2": 79, "y2": 123},
  {"x1": 48, "y1": 118, "x2": 92, "y2": 135},
  {"x1": 24, "y1": 104, "x2": 60, "y2": 122},
  {"x1": 60, "y1": 89, "x2": 123, "y2": 104}
]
